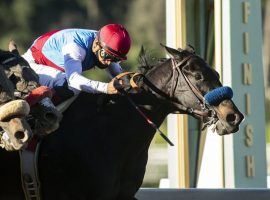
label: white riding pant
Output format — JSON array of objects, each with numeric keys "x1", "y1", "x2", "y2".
[{"x1": 22, "y1": 50, "x2": 79, "y2": 94}]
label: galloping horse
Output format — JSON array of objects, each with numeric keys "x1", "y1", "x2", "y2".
[{"x1": 0, "y1": 45, "x2": 243, "y2": 200}]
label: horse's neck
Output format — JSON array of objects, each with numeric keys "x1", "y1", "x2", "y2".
[
  {"x1": 147, "y1": 102, "x2": 171, "y2": 127},
  {"x1": 128, "y1": 92, "x2": 171, "y2": 127},
  {"x1": 130, "y1": 61, "x2": 177, "y2": 124},
  {"x1": 144, "y1": 60, "x2": 173, "y2": 93},
  {"x1": 72, "y1": 92, "x2": 170, "y2": 128}
]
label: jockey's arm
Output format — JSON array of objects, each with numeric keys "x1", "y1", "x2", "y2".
[
  {"x1": 106, "y1": 62, "x2": 123, "y2": 78},
  {"x1": 62, "y1": 43, "x2": 108, "y2": 94}
]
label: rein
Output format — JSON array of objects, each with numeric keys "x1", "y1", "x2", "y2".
[
  {"x1": 116, "y1": 56, "x2": 218, "y2": 127},
  {"x1": 113, "y1": 55, "x2": 219, "y2": 146}
]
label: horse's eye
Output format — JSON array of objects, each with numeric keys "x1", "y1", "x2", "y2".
[{"x1": 195, "y1": 73, "x2": 203, "y2": 80}]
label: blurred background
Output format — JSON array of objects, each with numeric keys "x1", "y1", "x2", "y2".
[
  {"x1": 1, "y1": 0, "x2": 270, "y2": 187},
  {"x1": 0, "y1": 0, "x2": 166, "y2": 77}
]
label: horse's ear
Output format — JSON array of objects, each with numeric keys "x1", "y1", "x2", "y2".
[
  {"x1": 177, "y1": 47, "x2": 184, "y2": 52},
  {"x1": 160, "y1": 43, "x2": 182, "y2": 58},
  {"x1": 139, "y1": 46, "x2": 145, "y2": 58},
  {"x1": 138, "y1": 46, "x2": 148, "y2": 67},
  {"x1": 8, "y1": 40, "x2": 20, "y2": 55},
  {"x1": 185, "y1": 44, "x2": 195, "y2": 54}
]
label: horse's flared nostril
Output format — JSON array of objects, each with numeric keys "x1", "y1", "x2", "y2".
[
  {"x1": 14, "y1": 131, "x2": 25, "y2": 140},
  {"x1": 226, "y1": 113, "x2": 237, "y2": 125},
  {"x1": 226, "y1": 113, "x2": 244, "y2": 126},
  {"x1": 44, "y1": 112, "x2": 58, "y2": 123}
]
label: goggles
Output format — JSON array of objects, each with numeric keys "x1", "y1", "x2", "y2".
[{"x1": 99, "y1": 48, "x2": 121, "y2": 63}]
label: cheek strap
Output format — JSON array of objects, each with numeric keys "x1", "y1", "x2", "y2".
[{"x1": 204, "y1": 86, "x2": 233, "y2": 105}]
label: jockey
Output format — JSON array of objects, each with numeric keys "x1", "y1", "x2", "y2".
[{"x1": 22, "y1": 24, "x2": 131, "y2": 104}]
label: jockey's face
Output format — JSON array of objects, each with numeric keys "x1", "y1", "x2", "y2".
[
  {"x1": 92, "y1": 38, "x2": 120, "y2": 68},
  {"x1": 97, "y1": 50, "x2": 112, "y2": 66}
]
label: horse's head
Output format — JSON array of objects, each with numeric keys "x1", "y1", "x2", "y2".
[
  {"x1": 0, "y1": 42, "x2": 62, "y2": 150},
  {"x1": 0, "y1": 61, "x2": 32, "y2": 150},
  {"x1": 142, "y1": 45, "x2": 244, "y2": 135},
  {"x1": 7, "y1": 42, "x2": 62, "y2": 136}
]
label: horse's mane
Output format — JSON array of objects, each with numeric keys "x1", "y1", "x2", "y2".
[
  {"x1": 137, "y1": 46, "x2": 165, "y2": 74},
  {"x1": 137, "y1": 45, "x2": 196, "y2": 74}
]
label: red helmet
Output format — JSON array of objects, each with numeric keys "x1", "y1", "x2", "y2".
[{"x1": 98, "y1": 24, "x2": 131, "y2": 60}]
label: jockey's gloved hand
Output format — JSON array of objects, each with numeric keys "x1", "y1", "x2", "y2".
[
  {"x1": 107, "y1": 79, "x2": 119, "y2": 94},
  {"x1": 112, "y1": 78, "x2": 127, "y2": 95},
  {"x1": 108, "y1": 76, "x2": 131, "y2": 94}
]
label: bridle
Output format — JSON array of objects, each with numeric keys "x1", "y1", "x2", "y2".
[
  {"x1": 107, "y1": 54, "x2": 220, "y2": 144},
  {"x1": 142, "y1": 55, "x2": 218, "y2": 127},
  {"x1": 171, "y1": 55, "x2": 219, "y2": 124}
]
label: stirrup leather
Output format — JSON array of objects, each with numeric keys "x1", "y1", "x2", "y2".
[{"x1": 20, "y1": 142, "x2": 42, "y2": 200}]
